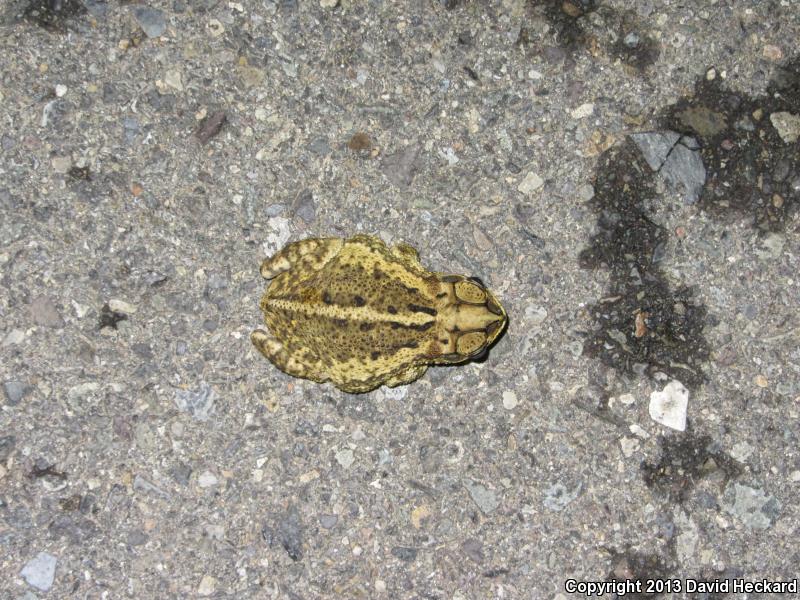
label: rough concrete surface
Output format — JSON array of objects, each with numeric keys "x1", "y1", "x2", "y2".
[{"x1": 1, "y1": 0, "x2": 799, "y2": 598}]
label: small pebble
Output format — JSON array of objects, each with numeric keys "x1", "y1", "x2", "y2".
[
  {"x1": 319, "y1": 514, "x2": 338, "y2": 529},
  {"x1": 617, "y1": 393, "x2": 636, "y2": 406},
  {"x1": 51, "y1": 156, "x2": 71, "y2": 174},
  {"x1": 502, "y1": 390, "x2": 518, "y2": 410},
  {"x1": 133, "y1": 7, "x2": 167, "y2": 38},
  {"x1": 3, "y1": 380, "x2": 29, "y2": 405},
  {"x1": 108, "y1": 299, "x2": 137, "y2": 314},
  {"x1": 517, "y1": 172, "x2": 544, "y2": 195},
  {"x1": 464, "y1": 480, "x2": 499, "y2": 514},
  {"x1": 164, "y1": 69, "x2": 183, "y2": 92},
  {"x1": 207, "y1": 18, "x2": 225, "y2": 36},
  {"x1": 722, "y1": 482, "x2": 780, "y2": 529},
  {"x1": 390, "y1": 546, "x2": 418, "y2": 562},
  {"x1": 620, "y1": 437, "x2": 639, "y2": 457},
  {"x1": 769, "y1": 111, "x2": 800, "y2": 144},
  {"x1": 197, "y1": 575, "x2": 217, "y2": 596},
  {"x1": 198, "y1": 471, "x2": 219, "y2": 487},
  {"x1": 54, "y1": 84, "x2": 67, "y2": 97},
  {"x1": 762, "y1": 44, "x2": 782, "y2": 61},
  {"x1": 410, "y1": 504, "x2": 431, "y2": 529},
  {"x1": 20, "y1": 552, "x2": 57, "y2": 592},
  {"x1": 2, "y1": 329, "x2": 25, "y2": 346},
  {"x1": 335, "y1": 448, "x2": 355, "y2": 469},
  {"x1": 29, "y1": 295, "x2": 64, "y2": 328},
  {"x1": 570, "y1": 103, "x2": 594, "y2": 119}
]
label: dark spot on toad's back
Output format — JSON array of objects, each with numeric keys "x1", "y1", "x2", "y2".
[{"x1": 408, "y1": 304, "x2": 437, "y2": 316}]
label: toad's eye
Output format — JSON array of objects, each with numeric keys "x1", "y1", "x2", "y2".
[{"x1": 467, "y1": 276, "x2": 485, "y2": 287}]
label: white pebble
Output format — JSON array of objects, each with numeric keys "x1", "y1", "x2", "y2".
[
  {"x1": 502, "y1": 390, "x2": 518, "y2": 410},
  {"x1": 570, "y1": 102, "x2": 594, "y2": 119},
  {"x1": 517, "y1": 172, "x2": 544, "y2": 195},
  {"x1": 55, "y1": 84, "x2": 68, "y2": 97},
  {"x1": 109, "y1": 299, "x2": 137, "y2": 314},
  {"x1": 198, "y1": 471, "x2": 219, "y2": 487},
  {"x1": 620, "y1": 437, "x2": 639, "y2": 457},
  {"x1": 335, "y1": 448, "x2": 355, "y2": 469},
  {"x1": 197, "y1": 575, "x2": 216, "y2": 596},
  {"x1": 649, "y1": 380, "x2": 689, "y2": 431}
]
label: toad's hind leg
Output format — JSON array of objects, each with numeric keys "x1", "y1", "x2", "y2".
[
  {"x1": 251, "y1": 330, "x2": 326, "y2": 383},
  {"x1": 259, "y1": 238, "x2": 344, "y2": 279},
  {"x1": 385, "y1": 364, "x2": 428, "y2": 388}
]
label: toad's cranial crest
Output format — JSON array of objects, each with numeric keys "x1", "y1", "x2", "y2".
[{"x1": 251, "y1": 234, "x2": 508, "y2": 393}]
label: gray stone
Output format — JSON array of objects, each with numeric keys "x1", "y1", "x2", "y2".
[
  {"x1": 206, "y1": 272, "x2": 228, "y2": 290},
  {"x1": 127, "y1": 530, "x2": 148, "y2": 546},
  {"x1": 382, "y1": 145, "x2": 420, "y2": 187},
  {"x1": 0, "y1": 435, "x2": 16, "y2": 461},
  {"x1": 291, "y1": 189, "x2": 316, "y2": 223},
  {"x1": 132, "y1": 343, "x2": 153, "y2": 360},
  {"x1": 630, "y1": 132, "x2": 706, "y2": 204},
  {"x1": 265, "y1": 203, "x2": 285, "y2": 217},
  {"x1": 308, "y1": 137, "x2": 331, "y2": 156},
  {"x1": 390, "y1": 546, "x2": 418, "y2": 562},
  {"x1": 674, "y1": 509, "x2": 699, "y2": 563},
  {"x1": 463, "y1": 480, "x2": 499, "y2": 514},
  {"x1": 543, "y1": 482, "x2": 582, "y2": 511},
  {"x1": 133, "y1": 7, "x2": 167, "y2": 38},
  {"x1": 661, "y1": 137, "x2": 706, "y2": 204},
  {"x1": 29, "y1": 296, "x2": 64, "y2": 328},
  {"x1": 461, "y1": 538, "x2": 485, "y2": 563},
  {"x1": 722, "y1": 483, "x2": 780, "y2": 529},
  {"x1": 20, "y1": 552, "x2": 57, "y2": 592},
  {"x1": 319, "y1": 514, "x2": 338, "y2": 529},
  {"x1": 262, "y1": 507, "x2": 303, "y2": 561},
  {"x1": 174, "y1": 382, "x2": 216, "y2": 421},
  {"x1": 133, "y1": 474, "x2": 171, "y2": 499},
  {"x1": 48, "y1": 514, "x2": 98, "y2": 544},
  {"x1": 630, "y1": 131, "x2": 680, "y2": 171},
  {"x1": 3, "y1": 380, "x2": 30, "y2": 405},
  {"x1": 170, "y1": 462, "x2": 193, "y2": 486}
]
